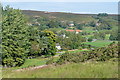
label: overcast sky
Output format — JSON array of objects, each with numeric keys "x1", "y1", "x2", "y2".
[{"x1": 1, "y1": 0, "x2": 119, "y2": 2}]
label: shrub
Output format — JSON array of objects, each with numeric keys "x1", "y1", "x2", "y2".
[
  {"x1": 56, "y1": 51, "x2": 91, "y2": 65},
  {"x1": 88, "y1": 37, "x2": 93, "y2": 42},
  {"x1": 56, "y1": 43, "x2": 118, "y2": 65},
  {"x1": 46, "y1": 58, "x2": 55, "y2": 65}
]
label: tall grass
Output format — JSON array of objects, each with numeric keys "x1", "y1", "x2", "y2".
[{"x1": 3, "y1": 61, "x2": 118, "y2": 78}]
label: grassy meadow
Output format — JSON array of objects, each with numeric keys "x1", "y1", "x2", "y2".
[
  {"x1": 3, "y1": 61, "x2": 118, "y2": 78},
  {"x1": 83, "y1": 40, "x2": 113, "y2": 47},
  {"x1": 83, "y1": 27, "x2": 96, "y2": 33}
]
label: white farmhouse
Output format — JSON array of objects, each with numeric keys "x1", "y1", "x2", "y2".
[{"x1": 56, "y1": 43, "x2": 61, "y2": 50}]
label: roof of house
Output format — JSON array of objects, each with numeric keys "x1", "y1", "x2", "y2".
[
  {"x1": 75, "y1": 30, "x2": 82, "y2": 32},
  {"x1": 66, "y1": 29, "x2": 82, "y2": 32},
  {"x1": 66, "y1": 30, "x2": 74, "y2": 32}
]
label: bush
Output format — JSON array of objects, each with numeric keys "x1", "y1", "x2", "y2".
[
  {"x1": 88, "y1": 37, "x2": 93, "y2": 42},
  {"x1": 78, "y1": 47, "x2": 83, "y2": 50},
  {"x1": 97, "y1": 13, "x2": 108, "y2": 17},
  {"x1": 56, "y1": 43, "x2": 118, "y2": 65},
  {"x1": 109, "y1": 58, "x2": 119, "y2": 62},
  {"x1": 56, "y1": 51, "x2": 91, "y2": 65},
  {"x1": 46, "y1": 58, "x2": 55, "y2": 65}
]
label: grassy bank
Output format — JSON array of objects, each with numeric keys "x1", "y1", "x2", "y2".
[{"x1": 3, "y1": 61, "x2": 118, "y2": 78}]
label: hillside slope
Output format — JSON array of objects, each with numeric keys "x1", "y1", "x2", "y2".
[{"x1": 22, "y1": 10, "x2": 97, "y2": 23}]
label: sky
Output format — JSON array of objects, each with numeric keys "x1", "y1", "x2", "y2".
[
  {"x1": 2, "y1": 2, "x2": 118, "y2": 14},
  {"x1": 1, "y1": 0, "x2": 119, "y2": 2},
  {"x1": 2, "y1": 0, "x2": 118, "y2": 14}
]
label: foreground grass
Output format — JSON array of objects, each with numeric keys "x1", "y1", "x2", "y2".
[
  {"x1": 0, "y1": 67, "x2": 1, "y2": 79},
  {"x1": 3, "y1": 61, "x2": 118, "y2": 78}
]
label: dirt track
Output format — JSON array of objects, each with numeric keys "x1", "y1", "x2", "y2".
[{"x1": 15, "y1": 65, "x2": 48, "y2": 72}]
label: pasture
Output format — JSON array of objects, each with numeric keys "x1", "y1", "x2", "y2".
[{"x1": 83, "y1": 40, "x2": 113, "y2": 47}]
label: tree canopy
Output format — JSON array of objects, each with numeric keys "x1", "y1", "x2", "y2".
[{"x1": 2, "y1": 6, "x2": 30, "y2": 67}]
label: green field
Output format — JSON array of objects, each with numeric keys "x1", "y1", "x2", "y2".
[
  {"x1": 83, "y1": 35, "x2": 93, "y2": 38},
  {"x1": 18, "y1": 58, "x2": 47, "y2": 68},
  {"x1": 83, "y1": 27, "x2": 96, "y2": 33},
  {"x1": 83, "y1": 40, "x2": 113, "y2": 47},
  {"x1": 68, "y1": 49, "x2": 89, "y2": 53},
  {"x1": 4, "y1": 58, "x2": 48, "y2": 70},
  {"x1": 3, "y1": 61, "x2": 118, "y2": 78}
]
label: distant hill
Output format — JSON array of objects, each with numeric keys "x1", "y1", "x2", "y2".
[
  {"x1": 22, "y1": 10, "x2": 97, "y2": 23},
  {"x1": 22, "y1": 10, "x2": 118, "y2": 24}
]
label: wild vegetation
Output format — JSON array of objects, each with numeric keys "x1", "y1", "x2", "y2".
[
  {"x1": 3, "y1": 61, "x2": 118, "y2": 78},
  {"x1": 46, "y1": 42, "x2": 118, "y2": 65}
]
